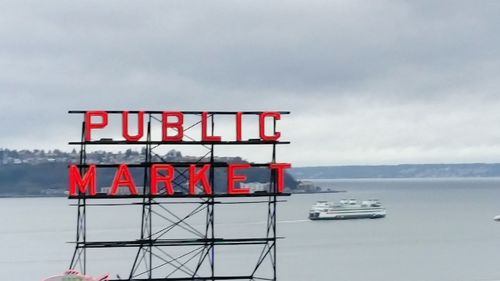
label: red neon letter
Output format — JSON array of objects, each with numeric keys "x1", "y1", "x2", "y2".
[
  {"x1": 162, "y1": 112, "x2": 184, "y2": 141},
  {"x1": 236, "y1": 112, "x2": 243, "y2": 142},
  {"x1": 259, "y1": 112, "x2": 281, "y2": 141},
  {"x1": 189, "y1": 164, "x2": 213, "y2": 195},
  {"x1": 85, "y1": 111, "x2": 108, "y2": 141},
  {"x1": 69, "y1": 164, "x2": 97, "y2": 196},
  {"x1": 201, "y1": 112, "x2": 221, "y2": 142},
  {"x1": 151, "y1": 164, "x2": 175, "y2": 196},
  {"x1": 122, "y1": 111, "x2": 144, "y2": 141},
  {"x1": 228, "y1": 163, "x2": 251, "y2": 195},
  {"x1": 270, "y1": 163, "x2": 292, "y2": 193},
  {"x1": 110, "y1": 164, "x2": 138, "y2": 196}
]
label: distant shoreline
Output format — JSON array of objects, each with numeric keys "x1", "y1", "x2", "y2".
[
  {"x1": 0, "y1": 195, "x2": 65, "y2": 199},
  {"x1": 291, "y1": 163, "x2": 500, "y2": 179},
  {"x1": 3, "y1": 177, "x2": 500, "y2": 199},
  {"x1": 292, "y1": 190, "x2": 346, "y2": 194}
]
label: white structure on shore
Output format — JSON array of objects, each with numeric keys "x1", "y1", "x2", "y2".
[
  {"x1": 244, "y1": 182, "x2": 270, "y2": 193},
  {"x1": 100, "y1": 186, "x2": 145, "y2": 195}
]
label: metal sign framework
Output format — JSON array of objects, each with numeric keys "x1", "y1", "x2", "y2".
[{"x1": 68, "y1": 111, "x2": 290, "y2": 281}]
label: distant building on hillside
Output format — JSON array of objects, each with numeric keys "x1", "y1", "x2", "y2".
[
  {"x1": 244, "y1": 182, "x2": 270, "y2": 193},
  {"x1": 100, "y1": 186, "x2": 145, "y2": 195},
  {"x1": 297, "y1": 181, "x2": 319, "y2": 192}
]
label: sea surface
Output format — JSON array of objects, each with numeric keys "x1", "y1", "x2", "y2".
[{"x1": 2, "y1": 178, "x2": 500, "y2": 281}]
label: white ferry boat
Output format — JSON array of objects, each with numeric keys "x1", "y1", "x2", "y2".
[{"x1": 308, "y1": 199, "x2": 386, "y2": 220}]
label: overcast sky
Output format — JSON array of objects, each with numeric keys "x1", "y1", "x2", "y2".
[{"x1": 1, "y1": 1, "x2": 499, "y2": 166}]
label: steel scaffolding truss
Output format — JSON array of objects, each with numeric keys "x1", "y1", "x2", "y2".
[{"x1": 68, "y1": 111, "x2": 290, "y2": 281}]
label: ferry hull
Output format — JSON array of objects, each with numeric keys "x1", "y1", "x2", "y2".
[{"x1": 309, "y1": 211, "x2": 386, "y2": 220}]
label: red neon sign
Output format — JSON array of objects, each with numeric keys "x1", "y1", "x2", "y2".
[
  {"x1": 71, "y1": 110, "x2": 291, "y2": 197},
  {"x1": 84, "y1": 111, "x2": 282, "y2": 142},
  {"x1": 69, "y1": 163, "x2": 290, "y2": 197}
]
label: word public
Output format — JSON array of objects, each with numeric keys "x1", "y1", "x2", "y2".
[
  {"x1": 69, "y1": 163, "x2": 291, "y2": 197},
  {"x1": 85, "y1": 111, "x2": 284, "y2": 142}
]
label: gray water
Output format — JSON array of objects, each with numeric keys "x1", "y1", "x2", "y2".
[{"x1": 2, "y1": 178, "x2": 500, "y2": 281}]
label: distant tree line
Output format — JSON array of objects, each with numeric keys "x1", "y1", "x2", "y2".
[{"x1": 0, "y1": 163, "x2": 298, "y2": 196}]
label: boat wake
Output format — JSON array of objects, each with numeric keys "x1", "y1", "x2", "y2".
[{"x1": 278, "y1": 219, "x2": 310, "y2": 224}]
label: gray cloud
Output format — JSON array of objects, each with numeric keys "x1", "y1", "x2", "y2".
[{"x1": 1, "y1": 0, "x2": 500, "y2": 165}]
